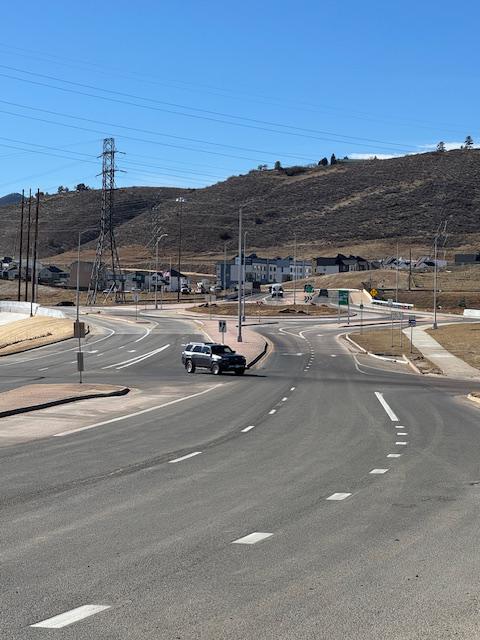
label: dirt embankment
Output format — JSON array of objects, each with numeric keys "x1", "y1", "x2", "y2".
[{"x1": 0, "y1": 317, "x2": 74, "y2": 356}]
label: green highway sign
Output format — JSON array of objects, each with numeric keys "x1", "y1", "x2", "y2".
[{"x1": 338, "y1": 290, "x2": 349, "y2": 306}]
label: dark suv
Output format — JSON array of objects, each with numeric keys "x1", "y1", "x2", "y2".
[{"x1": 181, "y1": 342, "x2": 246, "y2": 375}]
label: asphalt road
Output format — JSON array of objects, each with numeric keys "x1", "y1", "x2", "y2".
[{"x1": 2, "y1": 310, "x2": 480, "y2": 638}]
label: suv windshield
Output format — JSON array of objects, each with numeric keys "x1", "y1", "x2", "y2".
[{"x1": 211, "y1": 345, "x2": 234, "y2": 355}]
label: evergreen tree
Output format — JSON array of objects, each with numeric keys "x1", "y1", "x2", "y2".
[
  {"x1": 464, "y1": 135, "x2": 474, "y2": 149},
  {"x1": 274, "y1": 160, "x2": 282, "y2": 171},
  {"x1": 436, "y1": 141, "x2": 446, "y2": 152},
  {"x1": 330, "y1": 153, "x2": 337, "y2": 165}
]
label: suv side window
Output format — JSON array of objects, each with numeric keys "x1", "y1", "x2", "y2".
[
  {"x1": 192, "y1": 345, "x2": 203, "y2": 352},
  {"x1": 185, "y1": 344, "x2": 193, "y2": 351},
  {"x1": 202, "y1": 346, "x2": 211, "y2": 354}
]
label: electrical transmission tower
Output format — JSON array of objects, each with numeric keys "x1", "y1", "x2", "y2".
[{"x1": 87, "y1": 138, "x2": 125, "y2": 304}]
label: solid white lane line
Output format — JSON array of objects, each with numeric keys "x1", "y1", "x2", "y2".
[
  {"x1": 374, "y1": 391, "x2": 399, "y2": 422},
  {"x1": 54, "y1": 384, "x2": 223, "y2": 436},
  {"x1": 241, "y1": 425, "x2": 255, "y2": 433},
  {"x1": 326, "y1": 493, "x2": 352, "y2": 501},
  {"x1": 85, "y1": 350, "x2": 99, "y2": 354},
  {"x1": 134, "y1": 322, "x2": 157, "y2": 342},
  {"x1": 397, "y1": 432, "x2": 408, "y2": 436},
  {"x1": 290, "y1": 386, "x2": 296, "y2": 391},
  {"x1": 118, "y1": 346, "x2": 126, "y2": 349},
  {"x1": 395, "y1": 425, "x2": 405, "y2": 429},
  {"x1": 127, "y1": 349, "x2": 137, "y2": 353},
  {"x1": 102, "y1": 344, "x2": 170, "y2": 370},
  {"x1": 38, "y1": 367, "x2": 49, "y2": 371},
  {"x1": 269, "y1": 409, "x2": 276, "y2": 415},
  {"x1": 30, "y1": 605, "x2": 110, "y2": 629},
  {"x1": 387, "y1": 453, "x2": 402, "y2": 458},
  {"x1": 168, "y1": 451, "x2": 202, "y2": 464},
  {"x1": 396, "y1": 441, "x2": 408, "y2": 445},
  {"x1": 69, "y1": 360, "x2": 76, "y2": 364},
  {"x1": 232, "y1": 532, "x2": 273, "y2": 545},
  {"x1": 370, "y1": 468, "x2": 389, "y2": 474},
  {"x1": 116, "y1": 344, "x2": 170, "y2": 369},
  {"x1": 282, "y1": 397, "x2": 288, "y2": 402}
]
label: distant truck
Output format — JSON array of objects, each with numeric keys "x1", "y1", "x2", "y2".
[{"x1": 269, "y1": 283, "x2": 284, "y2": 298}]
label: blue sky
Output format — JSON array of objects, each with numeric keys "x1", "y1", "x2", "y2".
[{"x1": 0, "y1": 0, "x2": 478, "y2": 194}]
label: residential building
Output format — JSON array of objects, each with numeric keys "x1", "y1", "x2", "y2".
[
  {"x1": 312, "y1": 254, "x2": 370, "y2": 275},
  {"x1": 38, "y1": 265, "x2": 69, "y2": 285},
  {"x1": 217, "y1": 254, "x2": 312, "y2": 287},
  {"x1": 455, "y1": 253, "x2": 480, "y2": 266}
]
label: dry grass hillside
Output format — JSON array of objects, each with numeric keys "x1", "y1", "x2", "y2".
[{"x1": 1, "y1": 149, "x2": 479, "y2": 272}]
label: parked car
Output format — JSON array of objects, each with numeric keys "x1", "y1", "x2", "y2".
[
  {"x1": 180, "y1": 285, "x2": 191, "y2": 294},
  {"x1": 210, "y1": 285, "x2": 222, "y2": 293},
  {"x1": 181, "y1": 342, "x2": 246, "y2": 375}
]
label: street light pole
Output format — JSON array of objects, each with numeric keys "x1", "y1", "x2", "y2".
[
  {"x1": 76, "y1": 231, "x2": 83, "y2": 384},
  {"x1": 223, "y1": 241, "x2": 227, "y2": 292},
  {"x1": 237, "y1": 206, "x2": 243, "y2": 342},
  {"x1": 175, "y1": 197, "x2": 186, "y2": 302},
  {"x1": 155, "y1": 233, "x2": 168, "y2": 310},
  {"x1": 293, "y1": 232, "x2": 297, "y2": 306},
  {"x1": 433, "y1": 233, "x2": 438, "y2": 329},
  {"x1": 242, "y1": 230, "x2": 247, "y2": 322}
]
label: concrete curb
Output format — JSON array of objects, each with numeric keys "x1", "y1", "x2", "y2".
[
  {"x1": 0, "y1": 386, "x2": 130, "y2": 419},
  {"x1": 343, "y1": 332, "x2": 409, "y2": 364},
  {"x1": 467, "y1": 393, "x2": 480, "y2": 406},
  {"x1": 404, "y1": 355, "x2": 422, "y2": 375},
  {"x1": 247, "y1": 340, "x2": 269, "y2": 369}
]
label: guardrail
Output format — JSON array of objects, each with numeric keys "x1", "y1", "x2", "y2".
[{"x1": 370, "y1": 299, "x2": 414, "y2": 310}]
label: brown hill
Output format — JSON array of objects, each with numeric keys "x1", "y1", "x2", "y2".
[{"x1": 1, "y1": 149, "x2": 479, "y2": 270}]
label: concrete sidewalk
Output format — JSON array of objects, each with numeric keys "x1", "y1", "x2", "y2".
[
  {"x1": 0, "y1": 383, "x2": 129, "y2": 418},
  {"x1": 404, "y1": 326, "x2": 480, "y2": 379}
]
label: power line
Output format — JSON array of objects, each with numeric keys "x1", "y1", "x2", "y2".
[
  {"x1": 0, "y1": 102, "x2": 310, "y2": 163},
  {"x1": 0, "y1": 41, "x2": 471, "y2": 137},
  {"x1": 0, "y1": 68, "x2": 418, "y2": 153}
]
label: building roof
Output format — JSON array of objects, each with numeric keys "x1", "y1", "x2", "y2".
[{"x1": 314, "y1": 257, "x2": 338, "y2": 266}]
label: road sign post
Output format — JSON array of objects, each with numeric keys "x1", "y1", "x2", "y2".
[
  {"x1": 338, "y1": 289, "x2": 349, "y2": 325},
  {"x1": 360, "y1": 303, "x2": 364, "y2": 334},
  {"x1": 408, "y1": 315, "x2": 416, "y2": 353},
  {"x1": 218, "y1": 319, "x2": 227, "y2": 344}
]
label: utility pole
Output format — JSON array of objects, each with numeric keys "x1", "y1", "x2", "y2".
[
  {"x1": 87, "y1": 138, "x2": 125, "y2": 305},
  {"x1": 408, "y1": 247, "x2": 412, "y2": 291},
  {"x1": 237, "y1": 206, "x2": 243, "y2": 342},
  {"x1": 293, "y1": 233, "x2": 297, "y2": 306},
  {"x1": 175, "y1": 197, "x2": 186, "y2": 302},
  {"x1": 30, "y1": 190, "x2": 40, "y2": 314},
  {"x1": 17, "y1": 190, "x2": 24, "y2": 302},
  {"x1": 432, "y1": 233, "x2": 439, "y2": 330},
  {"x1": 155, "y1": 233, "x2": 168, "y2": 310},
  {"x1": 24, "y1": 190, "x2": 32, "y2": 302},
  {"x1": 395, "y1": 241, "x2": 399, "y2": 303},
  {"x1": 223, "y1": 241, "x2": 227, "y2": 292},
  {"x1": 242, "y1": 231, "x2": 247, "y2": 322}
]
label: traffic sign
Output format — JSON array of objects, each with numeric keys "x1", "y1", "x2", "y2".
[
  {"x1": 338, "y1": 290, "x2": 349, "y2": 306},
  {"x1": 218, "y1": 320, "x2": 227, "y2": 333},
  {"x1": 408, "y1": 315, "x2": 416, "y2": 327},
  {"x1": 370, "y1": 288, "x2": 378, "y2": 298}
]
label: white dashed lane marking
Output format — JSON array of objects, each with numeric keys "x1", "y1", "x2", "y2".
[
  {"x1": 397, "y1": 432, "x2": 408, "y2": 436},
  {"x1": 396, "y1": 441, "x2": 408, "y2": 446},
  {"x1": 241, "y1": 425, "x2": 255, "y2": 433},
  {"x1": 169, "y1": 451, "x2": 202, "y2": 464},
  {"x1": 370, "y1": 468, "x2": 389, "y2": 474},
  {"x1": 232, "y1": 532, "x2": 273, "y2": 545},
  {"x1": 269, "y1": 409, "x2": 276, "y2": 415},
  {"x1": 38, "y1": 367, "x2": 49, "y2": 371},
  {"x1": 290, "y1": 386, "x2": 296, "y2": 391},
  {"x1": 326, "y1": 493, "x2": 351, "y2": 501},
  {"x1": 387, "y1": 453, "x2": 402, "y2": 458},
  {"x1": 374, "y1": 391, "x2": 399, "y2": 422},
  {"x1": 281, "y1": 397, "x2": 288, "y2": 402},
  {"x1": 30, "y1": 605, "x2": 110, "y2": 629}
]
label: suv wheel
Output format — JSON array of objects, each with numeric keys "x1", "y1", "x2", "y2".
[
  {"x1": 211, "y1": 363, "x2": 221, "y2": 375},
  {"x1": 185, "y1": 359, "x2": 196, "y2": 374}
]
